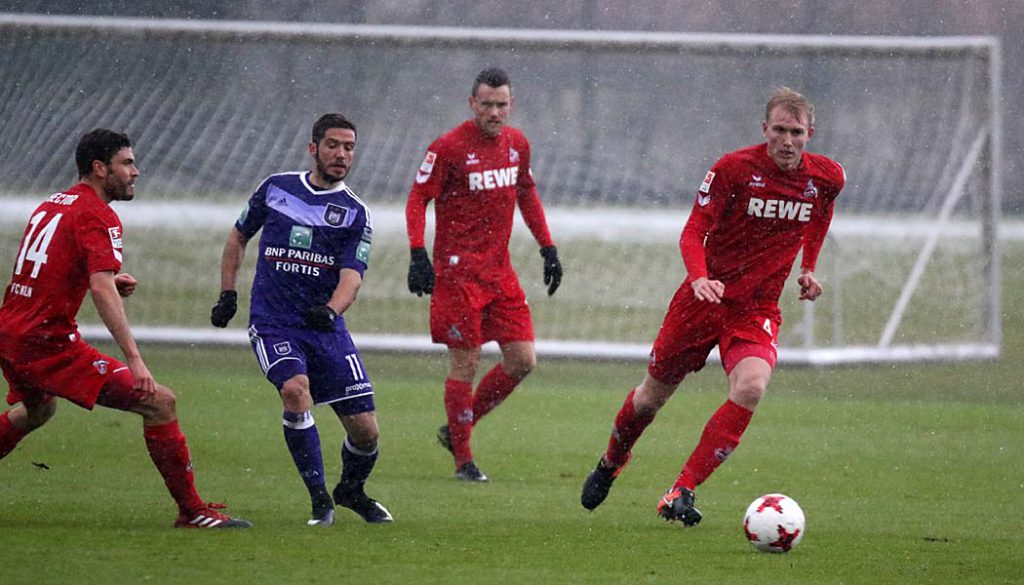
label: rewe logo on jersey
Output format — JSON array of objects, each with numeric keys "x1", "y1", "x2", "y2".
[
  {"x1": 468, "y1": 166, "x2": 519, "y2": 191},
  {"x1": 746, "y1": 197, "x2": 813, "y2": 222}
]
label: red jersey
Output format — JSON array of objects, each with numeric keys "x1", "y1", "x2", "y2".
[
  {"x1": 406, "y1": 120, "x2": 554, "y2": 283},
  {"x1": 0, "y1": 183, "x2": 123, "y2": 342},
  {"x1": 682, "y1": 144, "x2": 845, "y2": 306}
]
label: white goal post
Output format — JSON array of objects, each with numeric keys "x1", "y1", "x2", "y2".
[{"x1": 0, "y1": 14, "x2": 1002, "y2": 365}]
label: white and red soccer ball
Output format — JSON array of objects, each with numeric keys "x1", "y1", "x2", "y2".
[{"x1": 743, "y1": 493, "x2": 805, "y2": 553}]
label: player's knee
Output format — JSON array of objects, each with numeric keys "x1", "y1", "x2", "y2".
[
  {"x1": 504, "y1": 355, "x2": 535, "y2": 379},
  {"x1": 729, "y1": 375, "x2": 769, "y2": 409},
  {"x1": 25, "y1": 399, "x2": 57, "y2": 430},
  {"x1": 280, "y1": 380, "x2": 312, "y2": 411},
  {"x1": 348, "y1": 427, "x2": 379, "y2": 452},
  {"x1": 149, "y1": 385, "x2": 178, "y2": 418}
]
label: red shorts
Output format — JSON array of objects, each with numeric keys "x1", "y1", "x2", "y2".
[
  {"x1": 430, "y1": 273, "x2": 535, "y2": 349},
  {"x1": 648, "y1": 285, "x2": 781, "y2": 385},
  {"x1": 0, "y1": 336, "x2": 134, "y2": 410}
]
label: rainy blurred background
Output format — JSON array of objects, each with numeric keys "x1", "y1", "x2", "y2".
[{"x1": 0, "y1": 1, "x2": 1018, "y2": 361}]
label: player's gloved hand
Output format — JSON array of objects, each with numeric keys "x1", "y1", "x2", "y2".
[
  {"x1": 408, "y1": 247, "x2": 435, "y2": 296},
  {"x1": 210, "y1": 290, "x2": 238, "y2": 328},
  {"x1": 305, "y1": 305, "x2": 337, "y2": 332},
  {"x1": 540, "y1": 246, "x2": 562, "y2": 296}
]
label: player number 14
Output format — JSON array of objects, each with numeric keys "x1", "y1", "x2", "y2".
[{"x1": 15, "y1": 211, "x2": 63, "y2": 279}]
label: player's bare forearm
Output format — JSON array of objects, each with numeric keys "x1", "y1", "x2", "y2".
[
  {"x1": 90, "y1": 271, "x2": 157, "y2": 394},
  {"x1": 327, "y1": 268, "x2": 363, "y2": 315},
  {"x1": 219, "y1": 227, "x2": 248, "y2": 291}
]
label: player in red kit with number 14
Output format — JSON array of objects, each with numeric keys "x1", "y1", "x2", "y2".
[
  {"x1": 406, "y1": 68, "x2": 562, "y2": 482},
  {"x1": 581, "y1": 88, "x2": 845, "y2": 525},
  {"x1": 0, "y1": 129, "x2": 250, "y2": 529}
]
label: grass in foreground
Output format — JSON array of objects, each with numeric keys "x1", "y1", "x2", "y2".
[{"x1": 1, "y1": 346, "x2": 1021, "y2": 585}]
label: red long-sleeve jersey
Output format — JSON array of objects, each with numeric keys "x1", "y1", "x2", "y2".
[
  {"x1": 406, "y1": 120, "x2": 554, "y2": 283},
  {"x1": 680, "y1": 143, "x2": 845, "y2": 306}
]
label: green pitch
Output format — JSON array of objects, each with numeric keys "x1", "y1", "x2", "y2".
[{"x1": 1, "y1": 343, "x2": 1021, "y2": 585}]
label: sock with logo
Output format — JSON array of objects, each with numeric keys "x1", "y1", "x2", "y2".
[
  {"x1": 283, "y1": 411, "x2": 329, "y2": 500},
  {"x1": 472, "y1": 363, "x2": 520, "y2": 423},
  {"x1": 603, "y1": 388, "x2": 656, "y2": 467},
  {"x1": 0, "y1": 410, "x2": 28, "y2": 460},
  {"x1": 444, "y1": 378, "x2": 474, "y2": 467},
  {"x1": 144, "y1": 419, "x2": 205, "y2": 514},
  {"x1": 674, "y1": 399, "x2": 753, "y2": 491}
]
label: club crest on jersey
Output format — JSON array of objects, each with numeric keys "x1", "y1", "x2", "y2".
[
  {"x1": 92, "y1": 359, "x2": 109, "y2": 375},
  {"x1": 273, "y1": 342, "x2": 292, "y2": 355},
  {"x1": 802, "y1": 179, "x2": 819, "y2": 199},
  {"x1": 416, "y1": 151, "x2": 436, "y2": 184},
  {"x1": 699, "y1": 170, "x2": 715, "y2": 194},
  {"x1": 323, "y1": 203, "x2": 349, "y2": 227},
  {"x1": 509, "y1": 147, "x2": 520, "y2": 163}
]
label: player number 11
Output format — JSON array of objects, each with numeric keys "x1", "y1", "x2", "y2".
[{"x1": 344, "y1": 353, "x2": 365, "y2": 380}]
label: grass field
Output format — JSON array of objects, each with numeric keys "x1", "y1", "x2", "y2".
[
  {"x1": 1, "y1": 341, "x2": 1022, "y2": 584},
  {"x1": 0, "y1": 213, "x2": 1021, "y2": 583}
]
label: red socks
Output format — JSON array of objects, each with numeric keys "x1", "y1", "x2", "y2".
[
  {"x1": 604, "y1": 389, "x2": 656, "y2": 467},
  {"x1": 675, "y1": 399, "x2": 753, "y2": 491},
  {"x1": 444, "y1": 378, "x2": 474, "y2": 467},
  {"x1": 472, "y1": 364, "x2": 519, "y2": 422},
  {"x1": 0, "y1": 410, "x2": 28, "y2": 460},
  {"x1": 143, "y1": 420, "x2": 205, "y2": 514}
]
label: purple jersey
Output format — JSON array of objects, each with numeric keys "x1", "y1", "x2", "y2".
[{"x1": 237, "y1": 172, "x2": 372, "y2": 330}]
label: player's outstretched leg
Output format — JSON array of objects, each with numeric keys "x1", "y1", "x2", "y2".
[
  {"x1": 580, "y1": 454, "x2": 630, "y2": 511},
  {"x1": 656, "y1": 487, "x2": 703, "y2": 527},
  {"x1": 0, "y1": 400, "x2": 56, "y2": 459},
  {"x1": 281, "y1": 410, "x2": 335, "y2": 526},
  {"x1": 332, "y1": 437, "x2": 392, "y2": 523}
]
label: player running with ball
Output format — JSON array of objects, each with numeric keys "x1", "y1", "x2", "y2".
[{"x1": 580, "y1": 88, "x2": 845, "y2": 525}]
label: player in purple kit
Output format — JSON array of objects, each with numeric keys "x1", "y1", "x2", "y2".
[
  {"x1": 212, "y1": 114, "x2": 391, "y2": 526},
  {"x1": 580, "y1": 88, "x2": 845, "y2": 525}
]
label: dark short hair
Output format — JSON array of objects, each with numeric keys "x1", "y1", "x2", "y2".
[
  {"x1": 312, "y1": 113, "x2": 357, "y2": 144},
  {"x1": 472, "y1": 67, "x2": 511, "y2": 97},
  {"x1": 75, "y1": 129, "x2": 132, "y2": 176}
]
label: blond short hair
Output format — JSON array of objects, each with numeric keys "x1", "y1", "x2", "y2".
[{"x1": 765, "y1": 87, "x2": 815, "y2": 127}]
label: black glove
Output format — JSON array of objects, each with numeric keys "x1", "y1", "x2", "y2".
[
  {"x1": 407, "y1": 247, "x2": 435, "y2": 297},
  {"x1": 210, "y1": 290, "x2": 238, "y2": 328},
  {"x1": 305, "y1": 305, "x2": 337, "y2": 332},
  {"x1": 540, "y1": 246, "x2": 562, "y2": 296}
]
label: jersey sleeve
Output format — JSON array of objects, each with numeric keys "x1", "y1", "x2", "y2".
[
  {"x1": 236, "y1": 177, "x2": 272, "y2": 239},
  {"x1": 406, "y1": 140, "x2": 446, "y2": 249},
  {"x1": 800, "y1": 161, "x2": 845, "y2": 272},
  {"x1": 680, "y1": 157, "x2": 737, "y2": 279},
  {"x1": 515, "y1": 138, "x2": 555, "y2": 248},
  {"x1": 338, "y1": 207, "x2": 372, "y2": 276},
  {"x1": 77, "y1": 205, "x2": 124, "y2": 275}
]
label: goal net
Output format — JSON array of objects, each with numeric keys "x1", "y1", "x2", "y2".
[{"x1": 0, "y1": 14, "x2": 1002, "y2": 364}]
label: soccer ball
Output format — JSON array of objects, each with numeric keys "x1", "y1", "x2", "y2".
[{"x1": 743, "y1": 493, "x2": 805, "y2": 553}]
